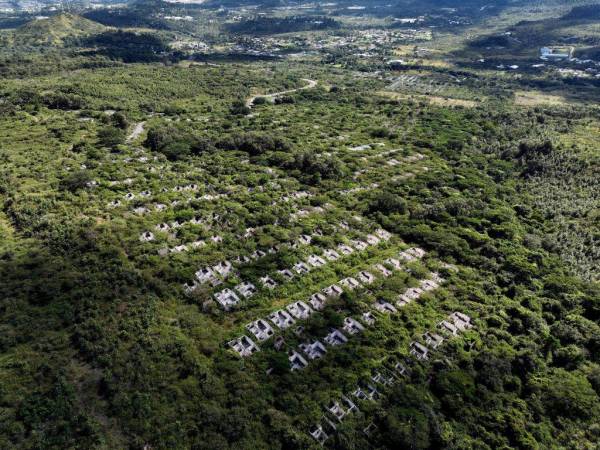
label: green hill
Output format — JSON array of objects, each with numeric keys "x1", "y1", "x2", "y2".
[{"x1": 13, "y1": 13, "x2": 107, "y2": 46}]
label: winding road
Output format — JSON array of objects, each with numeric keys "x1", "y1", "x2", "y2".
[
  {"x1": 127, "y1": 121, "x2": 146, "y2": 143},
  {"x1": 246, "y1": 78, "x2": 317, "y2": 108}
]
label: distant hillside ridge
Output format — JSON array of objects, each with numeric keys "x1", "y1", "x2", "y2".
[
  {"x1": 562, "y1": 4, "x2": 600, "y2": 21},
  {"x1": 13, "y1": 13, "x2": 106, "y2": 46}
]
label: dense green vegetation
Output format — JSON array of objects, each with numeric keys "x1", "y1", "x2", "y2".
[{"x1": 0, "y1": 1, "x2": 598, "y2": 449}]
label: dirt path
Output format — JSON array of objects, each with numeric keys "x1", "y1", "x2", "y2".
[
  {"x1": 127, "y1": 121, "x2": 146, "y2": 143},
  {"x1": 246, "y1": 78, "x2": 317, "y2": 108}
]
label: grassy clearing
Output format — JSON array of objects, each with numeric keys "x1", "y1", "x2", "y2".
[
  {"x1": 514, "y1": 90, "x2": 568, "y2": 106},
  {"x1": 376, "y1": 90, "x2": 480, "y2": 108}
]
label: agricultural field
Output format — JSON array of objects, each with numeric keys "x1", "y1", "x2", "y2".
[{"x1": 0, "y1": 1, "x2": 599, "y2": 449}]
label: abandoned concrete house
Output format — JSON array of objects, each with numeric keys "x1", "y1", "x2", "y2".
[
  {"x1": 358, "y1": 270, "x2": 375, "y2": 284},
  {"x1": 340, "y1": 277, "x2": 361, "y2": 290},
  {"x1": 374, "y1": 299, "x2": 397, "y2": 314},
  {"x1": 289, "y1": 350, "x2": 309, "y2": 370},
  {"x1": 235, "y1": 281, "x2": 257, "y2": 299},
  {"x1": 410, "y1": 341, "x2": 429, "y2": 360},
  {"x1": 213, "y1": 260, "x2": 233, "y2": 278},
  {"x1": 309, "y1": 424, "x2": 328, "y2": 444},
  {"x1": 293, "y1": 261, "x2": 311, "y2": 274},
  {"x1": 229, "y1": 335, "x2": 259, "y2": 357},
  {"x1": 324, "y1": 329, "x2": 348, "y2": 346},
  {"x1": 365, "y1": 234, "x2": 380, "y2": 246},
  {"x1": 362, "y1": 311, "x2": 376, "y2": 325},
  {"x1": 423, "y1": 331, "x2": 444, "y2": 349},
  {"x1": 260, "y1": 275, "x2": 278, "y2": 289},
  {"x1": 278, "y1": 269, "x2": 295, "y2": 280},
  {"x1": 269, "y1": 309, "x2": 296, "y2": 329},
  {"x1": 246, "y1": 319, "x2": 275, "y2": 341},
  {"x1": 337, "y1": 244, "x2": 354, "y2": 255},
  {"x1": 322, "y1": 284, "x2": 344, "y2": 297},
  {"x1": 300, "y1": 340, "x2": 327, "y2": 359},
  {"x1": 343, "y1": 317, "x2": 365, "y2": 335},
  {"x1": 374, "y1": 263, "x2": 392, "y2": 277},
  {"x1": 385, "y1": 257, "x2": 403, "y2": 270},
  {"x1": 214, "y1": 289, "x2": 241, "y2": 310},
  {"x1": 307, "y1": 254, "x2": 327, "y2": 267},
  {"x1": 352, "y1": 240, "x2": 368, "y2": 251},
  {"x1": 309, "y1": 292, "x2": 327, "y2": 310},
  {"x1": 438, "y1": 319, "x2": 459, "y2": 336},
  {"x1": 324, "y1": 249, "x2": 341, "y2": 261},
  {"x1": 287, "y1": 301, "x2": 313, "y2": 320}
]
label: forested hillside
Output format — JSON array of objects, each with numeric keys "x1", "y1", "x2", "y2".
[{"x1": 0, "y1": 1, "x2": 598, "y2": 449}]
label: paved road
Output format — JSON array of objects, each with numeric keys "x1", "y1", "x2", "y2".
[{"x1": 246, "y1": 78, "x2": 317, "y2": 108}]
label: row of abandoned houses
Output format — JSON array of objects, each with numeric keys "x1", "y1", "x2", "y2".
[
  {"x1": 228, "y1": 245, "x2": 429, "y2": 359},
  {"x1": 310, "y1": 310, "x2": 472, "y2": 445},
  {"x1": 213, "y1": 228, "x2": 394, "y2": 310}
]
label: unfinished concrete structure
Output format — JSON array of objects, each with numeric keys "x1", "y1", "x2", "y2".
[
  {"x1": 269, "y1": 309, "x2": 296, "y2": 329},
  {"x1": 363, "y1": 422, "x2": 377, "y2": 437},
  {"x1": 183, "y1": 280, "x2": 198, "y2": 293},
  {"x1": 365, "y1": 234, "x2": 380, "y2": 246},
  {"x1": 293, "y1": 262, "x2": 311, "y2": 274},
  {"x1": 340, "y1": 277, "x2": 361, "y2": 290},
  {"x1": 323, "y1": 249, "x2": 341, "y2": 261},
  {"x1": 229, "y1": 336, "x2": 259, "y2": 357},
  {"x1": 450, "y1": 312, "x2": 472, "y2": 331},
  {"x1": 385, "y1": 257, "x2": 403, "y2": 270},
  {"x1": 260, "y1": 275, "x2": 278, "y2": 289},
  {"x1": 307, "y1": 254, "x2": 327, "y2": 268},
  {"x1": 155, "y1": 222, "x2": 170, "y2": 232},
  {"x1": 195, "y1": 267, "x2": 220, "y2": 286},
  {"x1": 343, "y1": 317, "x2": 365, "y2": 335},
  {"x1": 337, "y1": 244, "x2": 354, "y2": 256},
  {"x1": 373, "y1": 299, "x2": 398, "y2": 314},
  {"x1": 246, "y1": 319, "x2": 275, "y2": 342},
  {"x1": 274, "y1": 336, "x2": 285, "y2": 351},
  {"x1": 309, "y1": 424, "x2": 328, "y2": 445},
  {"x1": 300, "y1": 340, "x2": 327, "y2": 360},
  {"x1": 399, "y1": 286, "x2": 424, "y2": 303},
  {"x1": 393, "y1": 361, "x2": 409, "y2": 377},
  {"x1": 214, "y1": 289, "x2": 241, "y2": 310},
  {"x1": 322, "y1": 284, "x2": 344, "y2": 298},
  {"x1": 287, "y1": 301, "x2": 313, "y2": 320},
  {"x1": 423, "y1": 331, "x2": 444, "y2": 349},
  {"x1": 362, "y1": 311, "x2": 376, "y2": 326},
  {"x1": 327, "y1": 401, "x2": 347, "y2": 422},
  {"x1": 438, "y1": 319, "x2": 459, "y2": 336},
  {"x1": 213, "y1": 260, "x2": 233, "y2": 278},
  {"x1": 235, "y1": 281, "x2": 257, "y2": 299},
  {"x1": 358, "y1": 271, "x2": 375, "y2": 285},
  {"x1": 298, "y1": 234, "x2": 312, "y2": 245},
  {"x1": 374, "y1": 263, "x2": 392, "y2": 277},
  {"x1": 410, "y1": 341, "x2": 429, "y2": 360},
  {"x1": 324, "y1": 329, "x2": 348, "y2": 346},
  {"x1": 309, "y1": 292, "x2": 327, "y2": 311},
  {"x1": 352, "y1": 240, "x2": 368, "y2": 251},
  {"x1": 140, "y1": 231, "x2": 155, "y2": 242},
  {"x1": 375, "y1": 228, "x2": 392, "y2": 241},
  {"x1": 420, "y1": 279, "x2": 439, "y2": 291},
  {"x1": 289, "y1": 350, "x2": 309, "y2": 371},
  {"x1": 278, "y1": 269, "x2": 295, "y2": 281}
]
